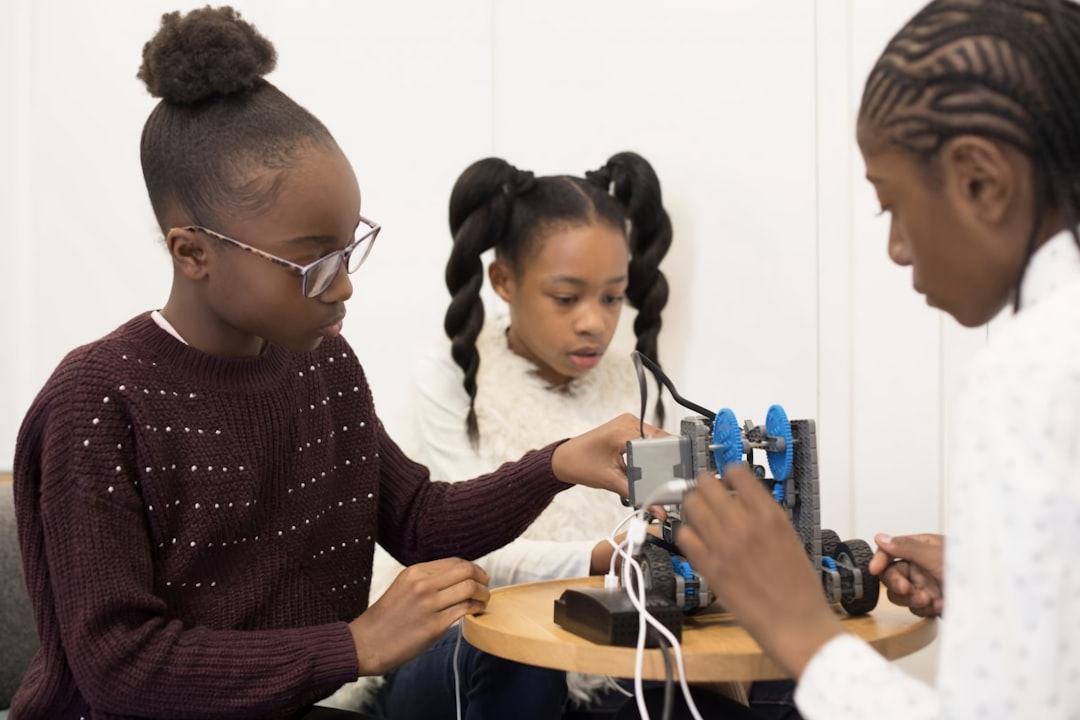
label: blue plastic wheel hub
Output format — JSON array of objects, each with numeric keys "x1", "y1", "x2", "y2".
[
  {"x1": 765, "y1": 404, "x2": 794, "y2": 481},
  {"x1": 711, "y1": 408, "x2": 743, "y2": 471}
]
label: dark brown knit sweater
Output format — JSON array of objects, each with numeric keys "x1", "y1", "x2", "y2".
[{"x1": 11, "y1": 313, "x2": 567, "y2": 719}]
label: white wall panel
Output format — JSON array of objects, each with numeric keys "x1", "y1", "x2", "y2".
[
  {"x1": 0, "y1": 0, "x2": 34, "y2": 470},
  {"x1": 847, "y1": 0, "x2": 941, "y2": 543},
  {"x1": 494, "y1": 1, "x2": 821, "y2": 447},
  {"x1": 815, "y1": 0, "x2": 856, "y2": 540}
]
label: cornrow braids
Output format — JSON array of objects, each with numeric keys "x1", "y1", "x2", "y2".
[
  {"x1": 138, "y1": 6, "x2": 337, "y2": 230},
  {"x1": 586, "y1": 153, "x2": 673, "y2": 428},
  {"x1": 445, "y1": 158, "x2": 536, "y2": 447},
  {"x1": 444, "y1": 152, "x2": 671, "y2": 448},
  {"x1": 860, "y1": 0, "x2": 1080, "y2": 309}
]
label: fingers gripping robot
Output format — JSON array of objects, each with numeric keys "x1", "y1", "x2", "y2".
[{"x1": 624, "y1": 354, "x2": 879, "y2": 617}]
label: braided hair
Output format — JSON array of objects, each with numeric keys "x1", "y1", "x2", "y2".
[
  {"x1": 444, "y1": 153, "x2": 673, "y2": 447},
  {"x1": 137, "y1": 6, "x2": 337, "y2": 230},
  {"x1": 859, "y1": 0, "x2": 1080, "y2": 309}
]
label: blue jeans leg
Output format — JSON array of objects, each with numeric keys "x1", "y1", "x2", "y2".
[
  {"x1": 370, "y1": 625, "x2": 568, "y2": 720},
  {"x1": 747, "y1": 680, "x2": 803, "y2": 720}
]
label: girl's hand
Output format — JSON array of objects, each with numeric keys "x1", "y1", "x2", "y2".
[
  {"x1": 870, "y1": 533, "x2": 945, "y2": 618},
  {"x1": 348, "y1": 557, "x2": 490, "y2": 675},
  {"x1": 551, "y1": 413, "x2": 663, "y2": 498},
  {"x1": 677, "y1": 464, "x2": 845, "y2": 679}
]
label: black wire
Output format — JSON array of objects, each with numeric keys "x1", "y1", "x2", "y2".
[
  {"x1": 632, "y1": 351, "x2": 648, "y2": 438},
  {"x1": 631, "y1": 351, "x2": 716, "y2": 423},
  {"x1": 657, "y1": 634, "x2": 675, "y2": 720}
]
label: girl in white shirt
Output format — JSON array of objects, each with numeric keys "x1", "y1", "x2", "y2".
[
  {"x1": 387, "y1": 154, "x2": 802, "y2": 718},
  {"x1": 677, "y1": 1, "x2": 1080, "y2": 719},
  {"x1": 406, "y1": 153, "x2": 673, "y2": 590},
  {"x1": 378, "y1": 153, "x2": 679, "y2": 716},
  {"x1": 329, "y1": 153, "x2": 737, "y2": 717}
]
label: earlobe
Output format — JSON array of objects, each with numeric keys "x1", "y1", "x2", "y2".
[
  {"x1": 943, "y1": 137, "x2": 1013, "y2": 225},
  {"x1": 488, "y1": 260, "x2": 515, "y2": 302},
  {"x1": 166, "y1": 228, "x2": 211, "y2": 280}
]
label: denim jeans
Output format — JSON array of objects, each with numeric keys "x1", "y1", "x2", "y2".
[
  {"x1": 569, "y1": 678, "x2": 801, "y2": 719},
  {"x1": 367, "y1": 626, "x2": 803, "y2": 720},
  {"x1": 747, "y1": 680, "x2": 803, "y2": 720},
  {"x1": 368, "y1": 625, "x2": 568, "y2": 720}
]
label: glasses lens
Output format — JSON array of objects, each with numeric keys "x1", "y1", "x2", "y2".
[
  {"x1": 347, "y1": 231, "x2": 376, "y2": 274},
  {"x1": 305, "y1": 254, "x2": 343, "y2": 298}
]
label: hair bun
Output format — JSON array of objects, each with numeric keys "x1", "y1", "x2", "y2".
[{"x1": 137, "y1": 5, "x2": 277, "y2": 105}]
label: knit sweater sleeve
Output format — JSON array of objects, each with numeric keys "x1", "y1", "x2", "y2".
[
  {"x1": 373, "y1": 421, "x2": 570, "y2": 568},
  {"x1": 13, "y1": 365, "x2": 359, "y2": 719}
]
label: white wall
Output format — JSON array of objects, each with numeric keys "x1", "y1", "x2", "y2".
[{"x1": 3, "y1": 0, "x2": 991, "y2": 684}]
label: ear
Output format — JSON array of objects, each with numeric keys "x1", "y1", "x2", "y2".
[
  {"x1": 166, "y1": 227, "x2": 212, "y2": 281},
  {"x1": 488, "y1": 259, "x2": 515, "y2": 303},
  {"x1": 940, "y1": 136, "x2": 1015, "y2": 226}
]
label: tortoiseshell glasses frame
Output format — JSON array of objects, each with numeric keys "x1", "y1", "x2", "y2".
[{"x1": 184, "y1": 214, "x2": 380, "y2": 298}]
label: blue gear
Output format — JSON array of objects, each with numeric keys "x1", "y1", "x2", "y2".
[
  {"x1": 822, "y1": 556, "x2": 838, "y2": 571},
  {"x1": 711, "y1": 408, "x2": 743, "y2": 471},
  {"x1": 765, "y1": 404, "x2": 794, "y2": 481},
  {"x1": 671, "y1": 556, "x2": 698, "y2": 611},
  {"x1": 772, "y1": 482, "x2": 785, "y2": 503}
]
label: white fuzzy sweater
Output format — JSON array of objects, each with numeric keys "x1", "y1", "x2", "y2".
[{"x1": 323, "y1": 315, "x2": 656, "y2": 710}]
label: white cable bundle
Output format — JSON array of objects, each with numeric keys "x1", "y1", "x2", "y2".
[{"x1": 606, "y1": 510, "x2": 704, "y2": 720}]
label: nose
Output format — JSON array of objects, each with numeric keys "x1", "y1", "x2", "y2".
[
  {"x1": 887, "y1": 218, "x2": 912, "y2": 267},
  {"x1": 320, "y1": 263, "x2": 354, "y2": 303},
  {"x1": 574, "y1": 300, "x2": 609, "y2": 337}
]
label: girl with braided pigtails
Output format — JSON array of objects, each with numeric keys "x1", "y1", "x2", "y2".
[
  {"x1": 421, "y1": 153, "x2": 671, "y2": 500},
  {"x1": 346, "y1": 153, "x2": 677, "y2": 717},
  {"x1": 373, "y1": 153, "x2": 675, "y2": 612},
  {"x1": 340, "y1": 155, "x2": 801, "y2": 719},
  {"x1": 677, "y1": 1, "x2": 1080, "y2": 718}
]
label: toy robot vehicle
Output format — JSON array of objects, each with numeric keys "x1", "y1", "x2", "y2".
[{"x1": 624, "y1": 354, "x2": 879, "y2": 617}]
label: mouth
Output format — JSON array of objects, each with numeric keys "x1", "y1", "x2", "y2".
[
  {"x1": 320, "y1": 313, "x2": 347, "y2": 339},
  {"x1": 912, "y1": 285, "x2": 937, "y2": 308},
  {"x1": 567, "y1": 348, "x2": 603, "y2": 370}
]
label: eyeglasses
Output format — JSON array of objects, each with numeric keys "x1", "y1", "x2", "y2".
[{"x1": 185, "y1": 215, "x2": 380, "y2": 298}]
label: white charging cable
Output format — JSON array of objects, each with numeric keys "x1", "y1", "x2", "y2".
[
  {"x1": 609, "y1": 510, "x2": 704, "y2": 720},
  {"x1": 452, "y1": 618, "x2": 464, "y2": 720}
]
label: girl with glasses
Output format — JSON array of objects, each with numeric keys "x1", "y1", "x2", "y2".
[{"x1": 8, "y1": 7, "x2": 654, "y2": 719}]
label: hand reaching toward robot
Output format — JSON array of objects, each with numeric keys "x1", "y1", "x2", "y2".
[
  {"x1": 555, "y1": 357, "x2": 884, "y2": 661},
  {"x1": 551, "y1": 413, "x2": 664, "y2": 499},
  {"x1": 677, "y1": 464, "x2": 847, "y2": 679},
  {"x1": 870, "y1": 533, "x2": 945, "y2": 618}
]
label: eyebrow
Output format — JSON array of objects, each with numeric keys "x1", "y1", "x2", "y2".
[{"x1": 548, "y1": 275, "x2": 628, "y2": 286}]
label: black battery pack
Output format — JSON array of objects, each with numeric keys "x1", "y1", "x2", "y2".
[{"x1": 553, "y1": 586, "x2": 682, "y2": 647}]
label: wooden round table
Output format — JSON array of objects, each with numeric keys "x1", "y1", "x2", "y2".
[{"x1": 462, "y1": 576, "x2": 937, "y2": 682}]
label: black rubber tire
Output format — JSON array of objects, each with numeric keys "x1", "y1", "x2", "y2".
[
  {"x1": 835, "y1": 539, "x2": 880, "y2": 616},
  {"x1": 820, "y1": 529, "x2": 841, "y2": 558},
  {"x1": 635, "y1": 542, "x2": 678, "y2": 606}
]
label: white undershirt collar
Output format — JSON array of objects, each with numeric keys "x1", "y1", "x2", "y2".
[{"x1": 151, "y1": 310, "x2": 189, "y2": 345}]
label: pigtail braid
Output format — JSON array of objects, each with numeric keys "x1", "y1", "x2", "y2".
[
  {"x1": 588, "y1": 152, "x2": 672, "y2": 427},
  {"x1": 445, "y1": 158, "x2": 534, "y2": 446}
]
